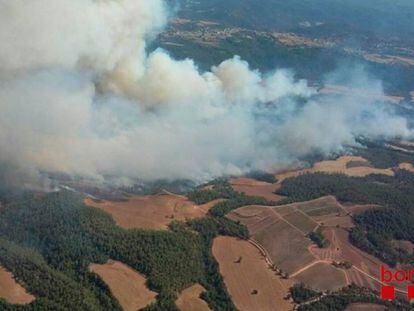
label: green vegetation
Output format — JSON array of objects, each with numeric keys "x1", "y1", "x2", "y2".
[
  {"x1": 354, "y1": 140, "x2": 414, "y2": 168},
  {"x1": 246, "y1": 171, "x2": 277, "y2": 183},
  {"x1": 308, "y1": 228, "x2": 329, "y2": 248},
  {"x1": 290, "y1": 283, "x2": 320, "y2": 304},
  {"x1": 188, "y1": 179, "x2": 276, "y2": 217},
  {"x1": 297, "y1": 284, "x2": 408, "y2": 311},
  {"x1": 189, "y1": 217, "x2": 248, "y2": 311},
  {"x1": 0, "y1": 191, "x2": 204, "y2": 310},
  {"x1": 276, "y1": 169, "x2": 414, "y2": 266},
  {"x1": 0, "y1": 178, "x2": 257, "y2": 310}
]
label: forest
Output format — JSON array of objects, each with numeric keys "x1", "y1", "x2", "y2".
[{"x1": 0, "y1": 180, "x2": 256, "y2": 310}]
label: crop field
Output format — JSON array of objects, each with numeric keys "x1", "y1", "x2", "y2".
[
  {"x1": 295, "y1": 196, "x2": 342, "y2": 216},
  {"x1": 254, "y1": 220, "x2": 315, "y2": 275},
  {"x1": 175, "y1": 284, "x2": 211, "y2": 311},
  {"x1": 293, "y1": 262, "x2": 348, "y2": 291},
  {"x1": 275, "y1": 156, "x2": 394, "y2": 183},
  {"x1": 230, "y1": 177, "x2": 285, "y2": 202},
  {"x1": 89, "y1": 260, "x2": 157, "y2": 311},
  {"x1": 85, "y1": 192, "x2": 216, "y2": 230},
  {"x1": 283, "y1": 210, "x2": 319, "y2": 234},
  {"x1": 212, "y1": 236, "x2": 294, "y2": 311}
]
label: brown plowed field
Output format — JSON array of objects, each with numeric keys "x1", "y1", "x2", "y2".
[
  {"x1": 212, "y1": 236, "x2": 294, "y2": 311},
  {"x1": 85, "y1": 192, "x2": 217, "y2": 230},
  {"x1": 230, "y1": 177, "x2": 285, "y2": 202},
  {"x1": 312, "y1": 228, "x2": 409, "y2": 293},
  {"x1": 0, "y1": 266, "x2": 35, "y2": 305},
  {"x1": 228, "y1": 205, "x2": 315, "y2": 274},
  {"x1": 89, "y1": 260, "x2": 157, "y2": 311},
  {"x1": 293, "y1": 262, "x2": 348, "y2": 291},
  {"x1": 175, "y1": 284, "x2": 211, "y2": 311}
]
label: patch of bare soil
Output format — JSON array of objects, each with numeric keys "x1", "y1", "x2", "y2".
[
  {"x1": 89, "y1": 260, "x2": 157, "y2": 311},
  {"x1": 0, "y1": 266, "x2": 35, "y2": 305},
  {"x1": 399, "y1": 162, "x2": 414, "y2": 173},
  {"x1": 275, "y1": 156, "x2": 394, "y2": 183},
  {"x1": 175, "y1": 284, "x2": 211, "y2": 311},
  {"x1": 85, "y1": 191, "x2": 214, "y2": 230},
  {"x1": 230, "y1": 177, "x2": 284, "y2": 202}
]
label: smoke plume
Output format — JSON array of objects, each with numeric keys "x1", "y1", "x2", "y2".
[{"x1": 0, "y1": 0, "x2": 411, "y2": 187}]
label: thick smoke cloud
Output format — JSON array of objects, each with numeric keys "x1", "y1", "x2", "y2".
[{"x1": 0, "y1": 0, "x2": 411, "y2": 187}]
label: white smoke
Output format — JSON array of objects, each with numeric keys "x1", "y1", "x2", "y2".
[{"x1": 0, "y1": 0, "x2": 411, "y2": 187}]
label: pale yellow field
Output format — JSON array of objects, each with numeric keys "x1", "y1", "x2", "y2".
[
  {"x1": 175, "y1": 284, "x2": 211, "y2": 311},
  {"x1": 276, "y1": 156, "x2": 394, "y2": 183},
  {"x1": 85, "y1": 192, "x2": 218, "y2": 230},
  {"x1": 89, "y1": 260, "x2": 157, "y2": 311},
  {"x1": 212, "y1": 236, "x2": 294, "y2": 311}
]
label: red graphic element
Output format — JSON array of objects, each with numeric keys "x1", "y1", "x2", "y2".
[
  {"x1": 381, "y1": 285, "x2": 395, "y2": 300},
  {"x1": 407, "y1": 285, "x2": 414, "y2": 300}
]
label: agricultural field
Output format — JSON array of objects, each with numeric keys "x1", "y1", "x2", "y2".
[
  {"x1": 89, "y1": 260, "x2": 157, "y2": 311},
  {"x1": 283, "y1": 211, "x2": 318, "y2": 234},
  {"x1": 227, "y1": 193, "x2": 402, "y2": 294},
  {"x1": 212, "y1": 236, "x2": 294, "y2": 311},
  {"x1": 292, "y1": 262, "x2": 348, "y2": 292},
  {"x1": 0, "y1": 266, "x2": 35, "y2": 305},
  {"x1": 311, "y1": 228, "x2": 410, "y2": 293},
  {"x1": 275, "y1": 156, "x2": 394, "y2": 183},
  {"x1": 228, "y1": 206, "x2": 315, "y2": 275},
  {"x1": 399, "y1": 162, "x2": 414, "y2": 173},
  {"x1": 85, "y1": 192, "x2": 217, "y2": 230},
  {"x1": 175, "y1": 284, "x2": 211, "y2": 311},
  {"x1": 229, "y1": 177, "x2": 284, "y2": 202}
]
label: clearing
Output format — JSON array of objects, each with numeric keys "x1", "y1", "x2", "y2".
[
  {"x1": 0, "y1": 265, "x2": 35, "y2": 305},
  {"x1": 230, "y1": 177, "x2": 284, "y2": 202},
  {"x1": 85, "y1": 191, "x2": 218, "y2": 230},
  {"x1": 399, "y1": 162, "x2": 414, "y2": 173},
  {"x1": 89, "y1": 260, "x2": 157, "y2": 311},
  {"x1": 175, "y1": 284, "x2": 211, "y2": 311},
  {"x1": 212, "y1": 236, "x2": 294, "y2": 311},
  {"x1": 275, "y1": 156, "x2": 394, "y2": 183}
]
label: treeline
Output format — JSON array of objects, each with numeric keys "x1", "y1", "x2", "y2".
[
  {"x1": 297, "y1": 285, "x2": 409, "y2": 311},
  {"x1": 0, "y1": 237, "x2": 120, "y2": 311},
  {"x1": 276, "y1": 170, "x2": 414, "y2": 266},
  {"x1": 290, "y1": 283, "x2": 320, "y2": 304},
  {"x1": 189, "y1": 179, "x2": 276, "y2": 217},
  {"x1": 354, "y1": 139, "x2": 414, "y2": 168}
]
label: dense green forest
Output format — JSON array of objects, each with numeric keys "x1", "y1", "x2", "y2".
[{"x1": 0, "y1": 181, "x2": 255, "y2": 310}]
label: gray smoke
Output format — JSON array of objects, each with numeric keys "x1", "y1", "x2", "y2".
[{"x1": 0, "y1": 0, "x2": 411, "y2": 187}]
